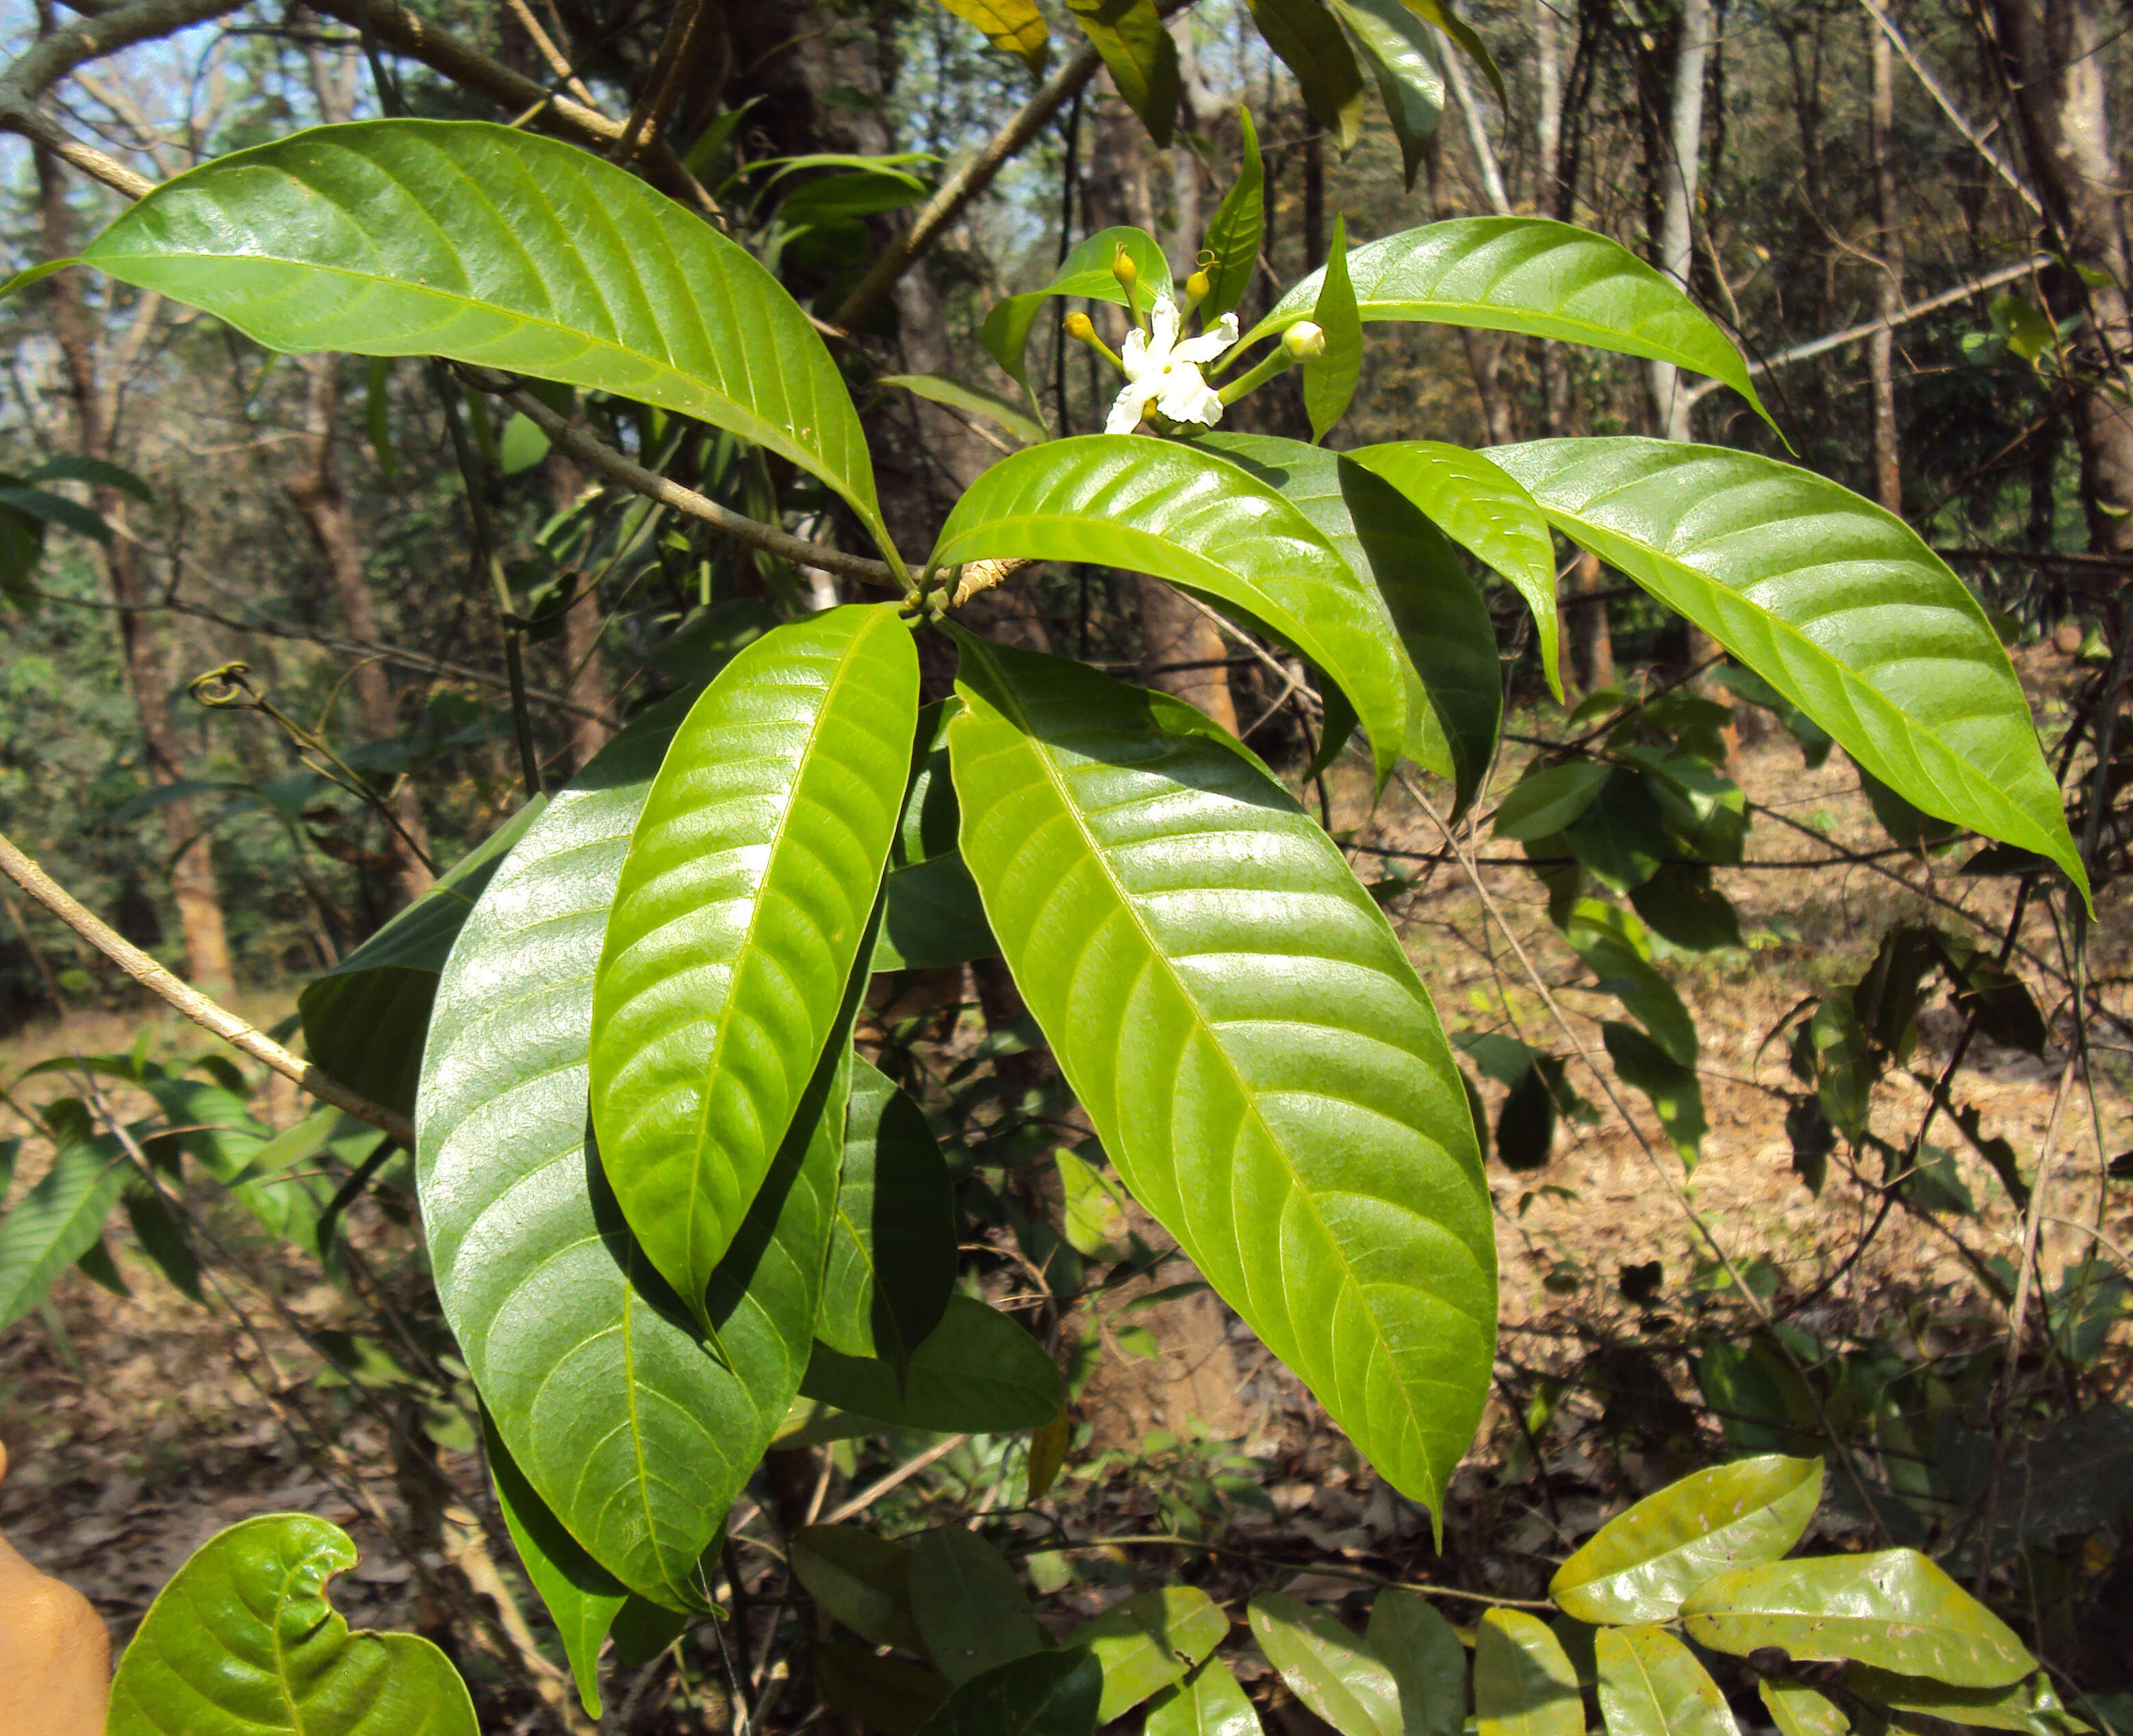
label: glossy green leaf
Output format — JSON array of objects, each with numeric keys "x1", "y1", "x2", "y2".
[
  {"x1": 1474, "y1": 1611, "x2": 1581, "y2": 1736},
  {"x1": 106, "y1": 1514, "x2": 476, "y2": 1736},
  {"x1": 1249, "y1": 0, "x2": 1365, "y2": 151},
  {"x1": 822, "y1": 1644, "x2": 954, "y2": 1735},
  {"x1": 919, "y1": 1647, "x2": 1103, "y2": 1736},
  {"x1": 1307, "y1": 215, "x2": 1362, "y2": 442},
  {"x1": 1251, "y1": 222, "x2": 1767, "y2": 422},
  {"x1": 1489, "y1": 439, "x2": 2086, "y2": 897},
  {"x1": 1681, "y1": 1549, "x2": 2035, "y2": 1687},
  {"x1": 932, "y1": 436, "x2": 1412, "y2": 788},
  {"x1": 1366, "y1": 1590, "x2": 1465, "y2": 1736},
  {"x1": 1066, "y1": 0, "x2": 1179, "y2": 145},
  {"x1": 1330, "y1": 0, "x2": 1442, "y2": 187},
  {"x1": 793, "y1": 1524, "x2": 922, "y2": 1651},
  {"x1": 801, "y1": 1292, "x2": 1065, "y2": 1431},
  {"x1": 1845, "y1": 1668, "x2": 2091, "y2": 1736},
  {"x1": 1602, "y1": 1022, "x2": 1707, "y2": 1166},
  {"x1": 1347, "y1": 442, "x2": 1559, "y2": 700},
  {"x1": 983, "y1": 227, "x2": 1174, "y2": 403},
  {"x1": 950, "y1": 638, "x2": 1494, "y2": 1510},
  {"x1": 1198, "y1": 433, "x2": 1498, "y2": 813},
  {"x1": 882, "y1": 372, "x2": 1047, "y2": 446},
  {"x1": 1760, "y1": 1682, "x2": 1850, "y2": 1736},
  {"x1": 0, "y1": 1140, "x2": 126, "y2": 1331},
  {"x1": 300, "y1": 799, "x2": 544, "y2": 1119},
  {"x1": 1494, "y1": 763, "x2": 1611, "y2": 840},
  {"x1": 81, "y1": 120, "x2": 898, "y2": 572},
  {"x1": 1594, "y1": 1626, "x2": 1733, "y2": 1736},
  {"x1": 484, "y1": 1412, "x2": 625, "y2": 1718},
  {"x1": 819, "y1": 1057, "x2": 956, "y2": 1366},
  {"x1": 1147, "y1": 1659, "x2": 1266, "y2": 1736},
  {"x1": 1562, "y1": 900, "x2": 1695, "y2": 1066},
  {"x1": 1200, "y1": 108, "x2": 1264, "y2": 324},
  {"x1": 910, "y1": 1526, "x2": 1049, "y2": 1684},
  {"x1": 1553, "y1": 1455, "x2": 1821, "y2": 1626},
  {"x1": 591, "y1": 604, "x2": 917, "y2": 1321},
  {"x1": 1069, "y1": 1586, "x2": 1229, "y2": 1721},
  {"x1": 938, "y1": 0, "x2": 1050, "y2": 71},
  {"x1": 1250, "y1": 1593, "x2": 1402, "y2": 1736},
  {"x1": 418, "y1": 701, "x2": 841, "y2": 1607}
]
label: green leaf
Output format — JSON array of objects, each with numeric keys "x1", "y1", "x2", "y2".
[
  {"x1": 498, "y1": 411, "x2": 550, "y2": 474},
  {"x1": 1494, "y1": 763, "x2": 1611, "y2": 841},
  {"x1": 106, "y1": 1514, "x2": 476, "y2": 1736},
  {"x1": 1197, "y1": 433, "x2": 1499, "y2": 813},
  {"x1": 1474, "y1": 1611, "x2": 1582, "y2": 1736},
  {"x1": 0, "y1": 483, "x2": 110, "y2": 544},
  {"x1": 1561, "y1": 771, "x2": 1667, "y2": 892},
  {"x1": 0, "y1": 257, "x2": 76, "y2": 301},
  {"x1": 1065, "y1": 0, "x2": 1179, "y2": 145},
  {"x1": 878, "y1": 698, "x2": 999, "y2": 971},
  {"x1": 1629, "y1": 863, "x2": 1741, "y2": 952},
  {"x1": 1347, "y1": 442, "x2": 1559, "y2": 700},
  {"x1": 610, "y1": 1596, "x2": 689, "y2": 1665},
  {"x1": 1058, "y1": 1147, "x2": 1133, "y2": 1260},
  {"x1": 1249, "y1": 0, "x2": 1366, "y2": 151},
  {"x1": 934, "y1": 435, "x2": 1410, "y2": 788},
  {"x1": 1552, "y1": 1454, "x2": 1822, "y2": 1626},
  {"x1": 909, "y1": 1527, "x2": 1050, "y2": 1684},
  {"x1": 484, "y1": 1410, "x2": 626, "y2": 1718},
  {"x1": 1760, "y1": 1682, "x2": 1850, "y2": 1736},
  {"x1": 882, "y1": 373, "x2": 1049, "y2": 447},
  {"x1": 1365, "y1": 1590, "x2": 1466, "y2": 1736},
  {"x1": 1594, "y1": 1626, "x2": 1735, "y2": 1736},
  {"x1": 418, "y1": 700, "x2": 840, "y2": 1607},
  {"x1": 81, "y1": 119, "x2": 899, "y2": 574},
  {"x1": 300, "y1": 798, "x2": 545, "y2": 1119},
  {"x1": 1680, "y1": 1549, "x2": 2035, "y2": 1688},
  {"x1": 0, "y1": 1142, "x2": 127, "y2": 1331},
  {"x1": 1489, "y1": 439, "x2": 2086, "y2": 899},
  {"x1": 1811, "y1": 997, "x2": 1872, "y2": 1139},
  {"x1": 819, "y1": 1057, "x2": 957, "y2": 1366},
  {"x1": 591, "y1": 604, "x2": 917, "y2": 1321},
  {"x1": 949, "y1": 637, "x2": 1494, "y2": 1512},
  {"x1": 1148, "y1": 1659, "x2": 1266, "y2": 1736},
  {"x1": 800, "y1": 1292, "x2": 1065, "y2": 1431},
  {"x1": 1845, "y1": 1669, "x2": 2093, "y2": 1736},
  {"x1": 1251, "y1": 222, "x2": 1767, "y2": 424},
  {"x1": 27, "y1": 454, "x2": 155, "y2": 502},
  {"x1": 365, "y1": 356, "x2": 398, "y2": 482},
  {"x1": 1249, "y1": 1593, "x2": 1402, "y2": 1736},
  {"x1": 919, "y1": 1647, "x2": 1104, "y2": 1736},
  {"x1": 1199, "y1": 109, "x2": 1264, "y2": 324},
  {"x1": 1330, "y1": 0, "x2": 1444, "y2": 188},
  {"x1": 983, "y1": 227, "x2": 1175, "y2": 402},
  {"x1": 1601, "y1": 1022, "x2": 1706, "y2": 1166},
  {"x1": 938, "y1": 0, "x2": 1051, "y2": 72},
  {"x1": 1562, "y1": 900, "x2": 1696, "y2": 1066},
  {"x1": 1307, "y1": 214, "x2": 1362, "y2": 442},
  {"x1": 821, "y1": 1644, "x2": 954, "y2": 1734},
  {"x1": 1069, "y1": 1587, "x2": 1229, "y2": 1722},
  {"x1": 123, "y1": 1185, "x2": 203, "y2": 1303},
  {"x1": 1399, "y1": 0, "x2": 1504, "y2": 106},
  {"x1": 793, "y1": 1524, "x2": 922, "y2": 1651}
]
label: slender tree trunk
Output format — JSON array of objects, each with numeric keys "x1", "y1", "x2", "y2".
[
  {"x1": 1423, "y1": 137, "x2": 1514, "y2": 446},
  {"x1": 1867, "y1": 0, "x2": 1904, "y2": 515},
  {"x1": 36, "y1": 146, "x2": 233, "y2": 992},
  {"x1": 542, "y1": 445, "x2": 613, "y2": 774},
  {"x1": 1648, "y1": 0, "x2": 1713, "y2": 444},
  {"x1": 1301, "y1": 118, "x2": 1326, "y2": 272}
]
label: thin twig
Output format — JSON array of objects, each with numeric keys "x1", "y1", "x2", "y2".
[{"x1": 821, "y1": 1435, "x2": 969, "y2": 1524}]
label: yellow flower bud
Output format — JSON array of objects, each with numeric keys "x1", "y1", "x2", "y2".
[
  {"x1": 1283, "y1": 320, "x2": 1327, "y2": 360},
  {"x1": 1184, "y1": 268, "x2": 1212, "y2": 305},
  {"x1": 1111, "y1": 244, "x2": 1139, "y2": 290},
  {"x1": 1064, "y1": 310, "x2": 1096, "y2": 342}
]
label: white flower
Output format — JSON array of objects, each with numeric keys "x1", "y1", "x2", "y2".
[{"x1": 1105, "y1": 294, "x2": 1241, "y2": 435}]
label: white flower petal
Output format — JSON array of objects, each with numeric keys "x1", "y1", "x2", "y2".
[
  {"x1": 1147, "y1": 294, "x2": 1181, "y2": 354},
  {"x1": 1154, "y1": 363, "x2": 1224, "y2": 428},
  {"x1": 1106, "y1": 379, "x2": 1159, "y2": 434},
  {"x1": 1120, "y1": 326, "x2": 1152, "y2": 378},
  {"x1": 1173, "y1": 313, "x2": 1240, "y2": 366}
]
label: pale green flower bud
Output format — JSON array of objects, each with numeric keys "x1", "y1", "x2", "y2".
[{"x1": 1283, "y1": 321, "x2": 1327, "y2": 360}]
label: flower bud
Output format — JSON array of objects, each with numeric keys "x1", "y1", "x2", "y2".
[
  {"x1": 1282, "y1": 321, "x2": 1327, "y2": 360},
  {"x1": 1111, "y1": 244, "x2": 1139, "y2": 290},
  {"x1": 1064, "y1": 310, "x2": 1096, "y2": 342},
  {"x1": 1184, "y1": 268, "x2": 1212, "y2": 305}
]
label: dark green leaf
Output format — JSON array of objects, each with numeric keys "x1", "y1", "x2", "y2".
[
  {"x1": 610, "y1": 1596, "x2": 689, "y2": 1665},
  {"x1": 122, "y1": 1185, "x2": 203, "y2": 1303},
  {"x1": 1594, "y1": 1625, "x2": 1735, "y2": 1736},
  {"x1": 821, "y1": 1644, "x2": 955, "y2": 1735},
  {"x1": 1065, "y1": 0, "x2": 1179, "y2": 144},
  {"x1": 1629, "y1": 863, "x2": 1740, "y2": 952},
  {"x1": 919, "y1": 1646, "x2": 1103, "y2": 1736},
  {"x1": 1845, "y1": 1668, "x2": 2092, "y2": 1736},
  {"x1": 26, "y1": 455, "x2": 154, "y2": 501},
  {"x1": 1563, "y1": 900, "x2": 1696, "y2": 1066},
  {"x1": 1474, "y1": 1610, "x2": 1581, "y2": 1736},
  {"x1": 1330, "y1": 0, "x2": 1444, "y2": 188},
  {"x1": 1858, "y1": 763, "x2": 1963, "y2": 853},
  {"x1": 0, "y1": 1142, "x2": 127, "y2": 1330},
  {"x1": 1307, "y1": 214, "x2": 1362, "y2": 441},
  {"x1": 1249, "y1": 0, "x2": 1365, "y2": 151},
  {"x1": 1810, "y1": 997, "x2": 1872, "y2": 1139},
  {"x1": 1200, "y1": 108, "x2": 1264, "y2": 324},
  {"x1": 1069, "y1": 1586, "x2": 1228, "y2": 1721},
  {"x1": 800, "y1": 1292, "x2": 1064, "y2": 1432},
  {"x1": 1249, "y1": 1593, "x2": 1401, "y2": 1736},
  {"x1": 1562, "y1": 771, "x2": 1668, "y2": 893},
  {"x1": 1496, "y1": 1064, "x2": 1557, "y2": 1172},
  {"x1": 0, "y1": 484, "x2": 109, "y2": 544},
  {"x1": 793, "y1": 1524, "x2": 921, "y2": 1650},
  {"x1": 983, "y1": 227, "x2": 1174, "y2": 402},
  {"x1": 75, "y1": 1234, "x2": 130, "y2": 1298},
  {"x1": 1494, "y1": 763, "x2": 1610, "y2": 841},
  {"x1": 909, "y1": 1527, "x2": 1049, "y2": 1684},
  {"x1": 1601, "y1": 1022, "x2": 1706, "y2": 1166},
  {"x1": 1365, "y1": 1590, "x2": 1465, "y2": 1736}
]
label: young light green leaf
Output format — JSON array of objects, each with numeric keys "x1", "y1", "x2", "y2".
[
  {"x1": 1065, "y1": 0, "x2": 1179, "y2": 144},
  {"x1": 1068, "y1": 1587, "x2": 1228, "y2": 1722},
  {"x1": 591, "y1": 604, "x2": 917, "y2": 1323},
  {"x1": 1249, "y1": 1593, "x2": 1402, "y2": 1736},
  {"x1": 1365, "y1": 1591, "x2": 1466, "y2": 1736},
  {"x1": 1488, "y1": 438, "x2": 2086, "y2": 899},
  {"x1": 1553, "y1": 1455, "x2": 1822, "y2": 1626},
  {"x1": 1602, "y1": 1022, "x2": 1707, "y2": 1166},
  {"x1": 938, "y1": 0, "x2": 1050, "y2": 71},
  {"x1": 983, "y1": 227, "x2": 1175, "y2": 402},
  {"x1": 1474, "y1": 1611, "x2": 1582, "y2": 1736},
  {"x1": 1681, "y1": 1549, "x2": 2035, "y2": 1688},
  {"x1": 484, "y1": 1411, "x2": 627, "y2": 1718},
  {"x1": 919, "y1": 1647, "x2": 1103, "y2": 1736},
  {"x1": 1249, "y1": 0, "x2": 1366, "y2": 150},
  {"x1": 1196, "y1": 433, "x2": 1498, "y2": 815},
  {"x1": 949, "y1": 637, "x2": 1495, "y2": 1517},
  {"x1": 1759, "y1": 1682, "x2": 1850, "y2": 1736},
  {"x1": 910, "y1": 1527, "x2": 1050, "y2": 1685},
  {"x1": 418, "y1": 701, "x2": 841, "y2": 1608},
  {"x1": 880, "y1": 373, "x2": 1049, "y2": 446},
  {"x1": 80, "y1": 120, "x2": 899, "y2": 573},
  {"x1": 1200, "y1": 108, "x2": 1264, "y2": 324},
  {"x1": 106, "y1": 1514, "x2": 476, "y2": 1736},
  {"x1": 800, "y1": 1292, "x2": 1065, "y2": 1431},
  {"x1": 1307, "y1": 214, "x2": 1362, "y2": 442},
  {"x1": 0, "y1": 1143, "x2": 127, "y2": 1331},
  {"x1": 1058, "y1": 1147, "x2": 1133, "y2": 1260},
  {"x1": 932, "y1": 436, "x2": 1411, "y2": 789},
  {"x1": 793, "y1": 1524, "x2": 923, "y2": 1651},
  {"x1": 819, "y1": 1057, "x2": 957, "y2": 1366},
  {"x1": 1147, "y1": 1658, "x2": 1267, "y2": 1736},
  {"x1": 1345, "y1": 442, "x2": 1559, "y2": 700},
  {"x1": 301, "y1": 798, "x2": 544, "y2": 1119},
  {"x1": 1329, "y1": 0, "x2": 1444, "y2": 188},
  {"x1": 1594, "y1": 1626, "x2": 1735, "y2": 1736},
  {"x1": 1249, "y1": 221, "x2": 1767, "y2": 425}
]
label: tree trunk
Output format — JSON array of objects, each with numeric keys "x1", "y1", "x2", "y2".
[
  {"x1": 1867, "y1": 0, "x2": 1903, "y2": 516},
  {"x1": 541, "y1": 445, "x2": 613, "y2": 774},
  {"x1": 1648, "y1": 0, "x2": 1713, "y2": 444},
  {"x1": 1424, "y1": 137, "x2": 1514, "y2": 447},
  {"x1": 36, "y1": 146, "x2": 234, "y2": 992}
]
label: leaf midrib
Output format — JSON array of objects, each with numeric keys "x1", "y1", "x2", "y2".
[{"x1": 961, "y1": 640, "x2": 1442, "y2": 1495}]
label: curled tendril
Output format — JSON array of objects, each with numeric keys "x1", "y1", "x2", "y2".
[
  {"x1": 1196, "y1": 247, "x2": 1218, "y2": 270},
  {"x1": 188, "y1": 663, "x2": 261, "y2": 709}
]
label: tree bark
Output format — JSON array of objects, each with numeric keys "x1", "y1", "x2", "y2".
[
  {"x1": 1867, "y1": 0, "x2": 1904, "y2": 515},
  {"x1": 35, "y1": 145, "x2": 233, "y2": 992},
  {"x1": 1648, "y1": 0, "x2": 1713, "y2": 444},
  {"x1": 541, "y1": 444, "x2": 613, "y2": 774}
]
